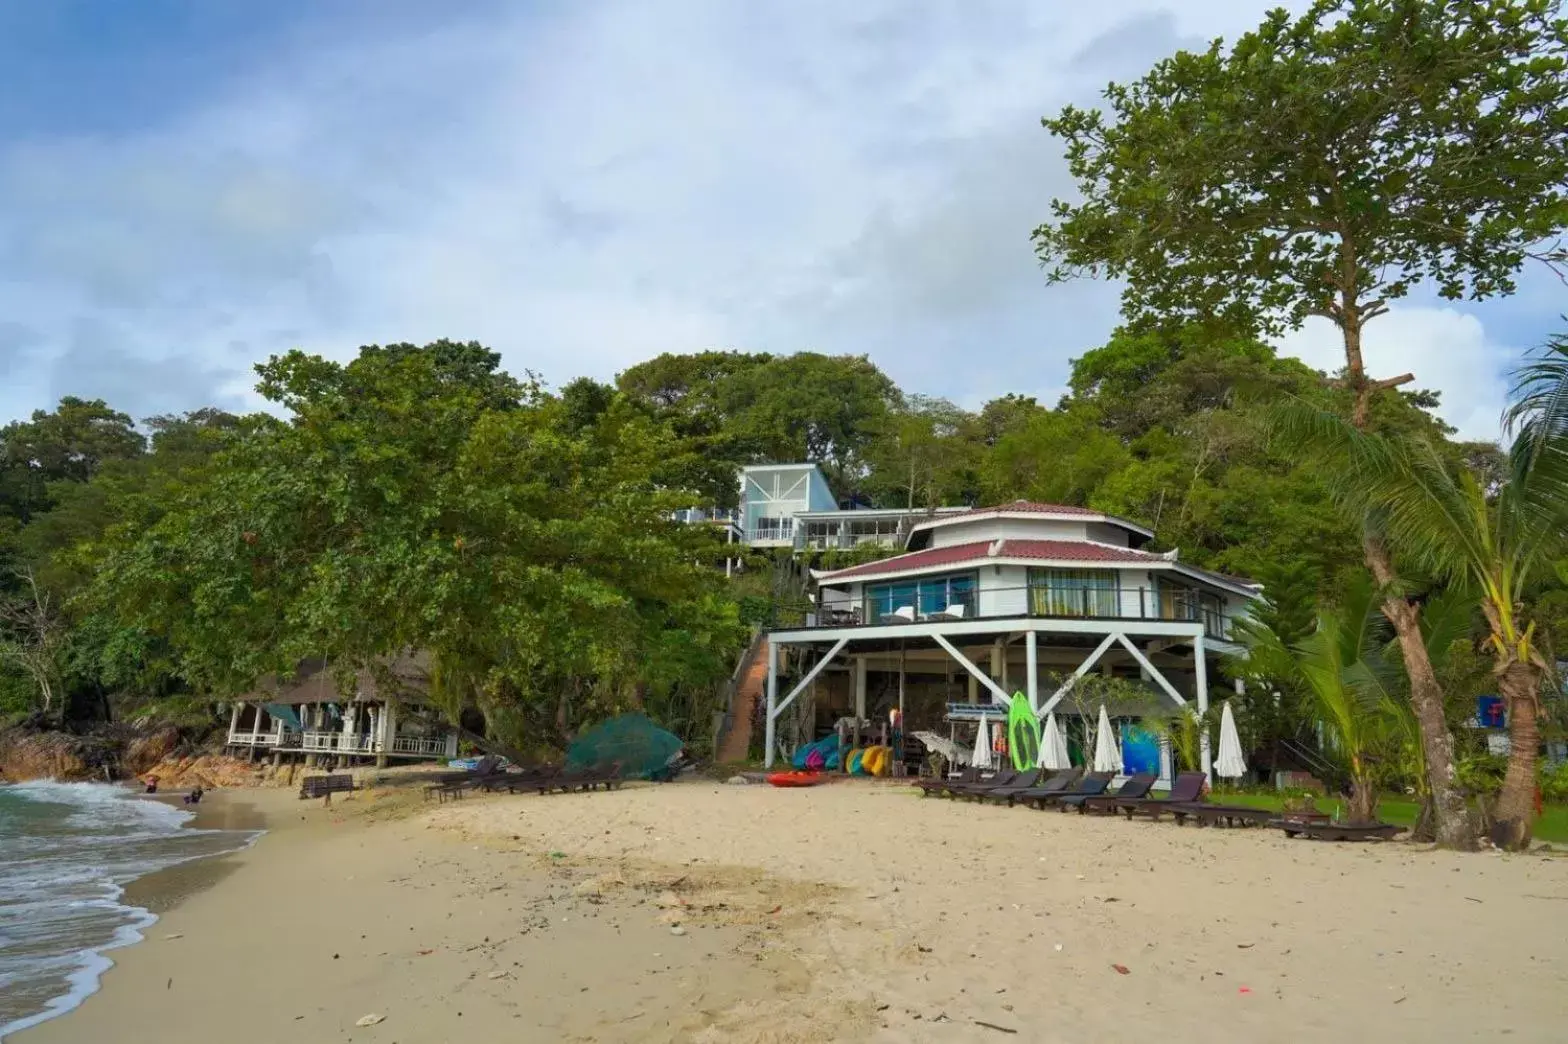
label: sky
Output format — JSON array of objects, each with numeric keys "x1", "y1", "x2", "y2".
[{"x1": 1, "y1": 0, "x2": 1562, "y2": 442}]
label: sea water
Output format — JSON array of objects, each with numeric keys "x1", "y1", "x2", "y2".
[{"x1": 0, "y1": 782, "x2": 260, "y2": 1039}]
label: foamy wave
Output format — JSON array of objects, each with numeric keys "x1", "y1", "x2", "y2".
[{"x1": 0, "y1": 782, "x2": 261, "y2": 1041}]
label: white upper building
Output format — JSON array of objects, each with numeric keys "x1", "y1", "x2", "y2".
[{"x1": 810, "y1": 500, "x2": 1257, "y2": 640}]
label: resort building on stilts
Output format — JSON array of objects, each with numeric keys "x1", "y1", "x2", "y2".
[{"x1": 757, "y1": 499, "x2": 1262, "y2": 782}]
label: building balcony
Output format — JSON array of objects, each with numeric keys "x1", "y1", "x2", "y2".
[{"x1": 801, "y1": 584, "x2": 1233, "y2": 640}]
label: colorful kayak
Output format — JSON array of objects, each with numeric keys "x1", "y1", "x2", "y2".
[{"x1": 767, "y1": 771, "x2": 830, "y2": 787}]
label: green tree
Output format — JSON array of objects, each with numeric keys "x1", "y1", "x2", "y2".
[
  {"x1": 862, "y1": 394, "x2": 976, "y2": 509},
  {"x1": 1035, "y1": 0, "x2": 1568, "y2": 848},
  {"x1": 1277, "y1": 354, "x2": 1568, "y2": 846},
  {"x1": 92, "y1": 342, "x2": 739, "y2": 747}
]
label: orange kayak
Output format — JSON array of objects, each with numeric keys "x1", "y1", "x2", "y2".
[{"x1": 767, "y1": 771, "x2": 828, "y2": 788}]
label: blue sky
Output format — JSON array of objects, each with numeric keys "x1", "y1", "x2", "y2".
[{"x1": 1, "y1": 0, "x2": 1561, "y2": 440}]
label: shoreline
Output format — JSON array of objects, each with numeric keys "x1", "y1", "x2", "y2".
[
  {"x1": 0, "y1": 783, "x2": 271, "y2": 1042},
  {"x1": 12, "y1": 779, "x2": 1568, "y2": 1042}
]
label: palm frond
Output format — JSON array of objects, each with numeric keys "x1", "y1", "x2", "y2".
[{"x1": 1504, "y1": 330, "x2": 1568, "y2": 456}]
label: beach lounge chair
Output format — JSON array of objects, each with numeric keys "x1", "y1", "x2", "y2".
[
  {"x1": 978, "y1": 768, "x2": 1049, "y2": 804},
  {"x1": 1273, "y1": 819, "x2": 1405, "y2": 841},
  {"x1": 946, "y1": 769, "x2": 1021, "y2": 800},
  {"x1": 423, "y1": 755, "x2": 505, "y2": 801},
  {"x1": 1005, "y1": 767, "x2": 1083, "y2": 807},
  {"x1": 481, "y1": 763, "x2": 560, "y2": 793},
  {"x1": 1117, "y1": 772, "x2": 1207, "y2": 820},
  {"x1": 1026, "y1": 771, "x2": 1112, "y2": 810},
  {"x1": 916, "y1": 766, "x2": 980, "y2": 797},
  {"x1": 1069, "y1": 773, "x2": 1156, "y2": 813},
  {"x1": 1170, "y1": 800, "x2": 1277, "y2": 828}
]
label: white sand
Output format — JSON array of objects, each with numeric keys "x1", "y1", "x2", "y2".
[
  {"x1": 435, "y1": 780, "x2": 1568, "y2": 1042},
  {"x1": 19, "y1": 780, "x2": 1568, "y2": 1043}
]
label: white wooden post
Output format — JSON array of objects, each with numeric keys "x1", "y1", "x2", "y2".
[
  {"x1": 763, "y1": 640, "x2": 780, "y2": 768},
  {"x1": 228, "y1": 702, "x2": 242, "y2": 743},
  {"x1": 1195, "y1": 634, "x2": 1212, "y2": 784},
  {"x1": 1025, "y1": 630, "x2": 1038, "y2": 714}
]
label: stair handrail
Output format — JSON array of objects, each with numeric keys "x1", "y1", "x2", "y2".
[{"x1": 715, "y1": 627, "x2": 767, "y2": 757}]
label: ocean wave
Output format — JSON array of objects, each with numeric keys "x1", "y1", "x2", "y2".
[{"x1": 0, "y1": 781, "x2": 261, "y2": 1041}]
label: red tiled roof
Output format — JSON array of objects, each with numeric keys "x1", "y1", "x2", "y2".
[
  {"x1": 943, "y1": 500, "x2": 1101, "y2": 518},
  {"x1": 818, "y1": 539, "x2": 1158, "y2": 581}
]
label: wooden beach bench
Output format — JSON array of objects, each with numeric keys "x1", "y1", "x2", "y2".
[
  {"x1": 1273, "y1": 819, "x2": 1405, "y2": 841},
  {"x1": 299, "y1": 774, "x2": 356, "y2": 805}
]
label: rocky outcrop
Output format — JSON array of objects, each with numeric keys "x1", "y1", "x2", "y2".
[
  {"x1": 123, "y1": 727, "x2": 181, "y2": 775},
  {"x1": 0, "y1": 729, "x2": 109, "y2": 782},
  {"x1": 143, "y1": 753, "x2": 273, "y2": 789},
  {"x1": 0, "y1": 722, "x2": 220, "y2": 784}
]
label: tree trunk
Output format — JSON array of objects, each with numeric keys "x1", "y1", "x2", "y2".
[
  {"x1": 1339, "y1": 305, "x2": 1476, "y2": 849},
  {"x1": 1346, "y1": 772, "x2": 1378, "y2": 826},
  {"x1": 1493, "y1": 660, "x2": 1544, "y2": 851},
  {"x1": 1370, "y1": 541, "x2": 1477, "y2": 847}
]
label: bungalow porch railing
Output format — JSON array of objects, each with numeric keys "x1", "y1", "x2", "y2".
[
  {"x1": 798, "y1": 583, "x2": 1232, "y2": 639},
  {"x1": 226, "y1": 729, "x2": 450, "y2": 757}
]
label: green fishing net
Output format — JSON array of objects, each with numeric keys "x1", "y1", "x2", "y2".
[{"x1": 566, "y1": 713, "x2": 684, "y2": 780}]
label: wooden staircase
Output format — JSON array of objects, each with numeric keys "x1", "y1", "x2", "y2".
[{"x1": 715, "y1": 632, "x2": 768, "y2": 763}]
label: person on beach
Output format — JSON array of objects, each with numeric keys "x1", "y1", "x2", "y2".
[
  {"x1": 183, "y1": 785, "x2": 204, "y2": 805},
  {"x1": 143, "y1": 776, "x2": 158, "y2": 794}
]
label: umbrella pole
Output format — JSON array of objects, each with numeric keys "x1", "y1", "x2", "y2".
[{"x1": 896, "y1": 642, "x2": 906, "y2": 778}]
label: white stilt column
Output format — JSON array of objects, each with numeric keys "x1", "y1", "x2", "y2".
[
  {"x1": 763, "y1": 640, "x2": 780, "y2": 768},
  {"x1": 1195, "y1": 634, "x2": 1212, "y2": 784},
  {"x1": 1025, "y1": 631, "x2": 1039, "y2": 714}
]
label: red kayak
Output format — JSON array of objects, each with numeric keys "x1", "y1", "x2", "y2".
[{"x1": 767, "y1": 771, "x2": 829, "y2": 788}]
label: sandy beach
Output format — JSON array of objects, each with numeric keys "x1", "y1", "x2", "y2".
[{"x1": 15, "y1": 779, "x2": 1568, "y2": 1043}]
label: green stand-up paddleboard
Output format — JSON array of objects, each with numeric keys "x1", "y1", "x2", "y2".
[{"x1": 1008, "y1": 692, "x2": 1040, "y2": 771}]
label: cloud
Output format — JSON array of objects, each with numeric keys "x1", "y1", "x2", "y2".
[
  {"x1": 1275, "y1": 308, "x2": 1518, "y2": 442},
  {"x1": 0, "y1": 0, "x2": 1543, "y2": 439}
]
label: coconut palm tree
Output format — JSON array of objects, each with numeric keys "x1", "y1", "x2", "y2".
[
  {"x1": 1238, "y1": 574, "x2": 1411, "y2": 825},
  {"x1": 1277, "y1": 341, "x2": 1568, "y2": 848}
]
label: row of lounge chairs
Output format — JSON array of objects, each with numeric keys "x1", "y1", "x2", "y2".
[
  {"x1": 916, "y1": 766, "x2": 1403, "y2": 840},
  {"x1": 424, "y1": 756, "x2": 625, "y2": 803}
]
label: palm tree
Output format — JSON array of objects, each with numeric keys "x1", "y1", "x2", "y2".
[
  {"x1": 1238, "y1": 574, "x2": 1410, "y2": 825},
  {"x1": 1278, "y1": 341, "x2": 1568, "y2": 849}
]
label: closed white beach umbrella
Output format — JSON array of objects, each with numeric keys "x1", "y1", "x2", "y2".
[
  {"x1": 972, "y1": 715, "x2": 994, "y2": 770},
  {"x1": 1215, "y1": 701, "x2": 1248, "y2": 780},
  {"x1": 1038, "y1": 712, "x2": 1071, "y2": 770},
  {"x1": 1092, "y1": 704, "x2": 1123, "y2": 774}
]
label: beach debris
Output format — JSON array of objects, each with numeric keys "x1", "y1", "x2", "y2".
[
  {"x1": 670, "y1": 926, "x2": 688, "y2": 936},
  {"x1": 726, "y1": 775, "x2": 748, "y2": 785},
  {"x1": 974, "y1": 1020, "x2": 1018, "y2": 1034},
  {"x1": 1112, "y1": 964, "x2": 1131, "y2": 975},
  {"x1": 1054, "y1": 944, "x2": 1063, "y2": 952},
  {"x1": 164, "y1": 933, "x2": 183, "y2": 940},
  {"x1": 488, "y1": 970, "x2": 509, "y2": 980},
  {"x1": 1238, "y1": 987, "x2": 1252, "y2": 995},
  {"x1": 1237, "y1": 943, "x2": 1255, "y2": 949},
  {"x1": 355, "y1": 1014, "x2": 386, "y2": 1027}
]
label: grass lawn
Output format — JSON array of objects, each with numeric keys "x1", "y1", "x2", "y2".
[{"x1": 1208, "y1": 791, "x2": 1568, "y2": 844}]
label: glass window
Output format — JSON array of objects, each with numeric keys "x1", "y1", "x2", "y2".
[
  {"x1": 1029, "y1": 568, "x2": 1119, "y2": 617},
  {"x1": 865, "y1": 572, "x2": 977, "y2": 622}
]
